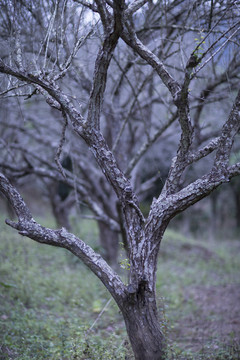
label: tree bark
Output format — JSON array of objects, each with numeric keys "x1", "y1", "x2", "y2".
[
  {"x1": 121, "y1": 286, "x2": 167, "y2": 360},
  {"x1": 98, "y1": 221, "x2": 119, "y2": 266}
]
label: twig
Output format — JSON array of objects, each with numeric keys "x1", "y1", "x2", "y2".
[
  {"x1": 193, "y1": 25, "x2": 240, "y2": 77},
  {"x1": 86, "y1": 298, "x2": 112, "y2": 333}
]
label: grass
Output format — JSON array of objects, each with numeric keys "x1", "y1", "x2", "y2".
[
  {"x1": 0, "y1": 216, "x2": 128, "y2": 359},
  {"x1": 0, "y1": 214, "x2": 240, "y2": 359}
]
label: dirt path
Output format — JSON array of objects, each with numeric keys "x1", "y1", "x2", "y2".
[{"x1": 172, "y1": 284, "x2": 240, "y2": 353}]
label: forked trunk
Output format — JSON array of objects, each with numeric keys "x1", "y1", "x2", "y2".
[{"x1": 120, "y1": 287, "x2": 167, "y2": 360}]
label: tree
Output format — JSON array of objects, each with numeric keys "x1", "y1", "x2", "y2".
[{"x1": 0, "y1": 1, "x2": 240, "y2": 359}]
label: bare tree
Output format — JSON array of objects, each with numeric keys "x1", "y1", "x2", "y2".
[{"x1": 1, "y1": 1, "x2": 240, "y2": 359}]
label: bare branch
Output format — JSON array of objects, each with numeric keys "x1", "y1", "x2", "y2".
[
  {"x1": 0, "y1": 172, "x2": 125, "y2": 300},
  {"x1": 87, "y1": 1, "x2": 124, "y2": 130},
  {"x1": 94, "y1": 0, "x2": 111, "y2": 31},
  {"x1": 125, "y1": 0, "x2": 148, "y2": 17},
  {"x1": 0, "y1": 173, "x2": 33, "y2": 222},
  {"x1": 146, "y1": 162, "x2": 240, "y2": 239},
  {"x1": 0, "y1": 157, "x2": 120, "y2": 232},
  {"x1": 0, "y1": 59, "x2": 84, "y2": 121},
  {"x1": 73, "y1": 0, "x2": 98, "y2": 12},
  {"x1": 125, "y1": 113, "x2": 178, "y2": 176},
  {"x1": 186, "y1": 137, "x2": 221, "y2": 165},
  {"x1": 194, "y1": 27, "x2": 240, "y2": 78},
  {"x1": 15, "y1": 28, "x2": 24, "y2": 71},
  {"x1": 213, "y1": 88, "x2": 240, "y2": 173},
  {"x1": 121, "y1": 28, "x2": 181, "y2": 100}
]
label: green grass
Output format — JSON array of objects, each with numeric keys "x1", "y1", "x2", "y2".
[
  {"x1": 0, "y1": 216, "x2": 128, "y2": 359},
  {"x1": 0, "y1": 215, "x2": 240, "y2": 359}
]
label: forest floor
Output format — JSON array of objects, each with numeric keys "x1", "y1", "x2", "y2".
[
  {"x1": 155, "y1": 230, "x2": 240, "y2": 359},
  {"x1": 177, "y1": 284, "x2": 240, "y2": 350},
  {"x1": 0, "y1": 214, "x2": 240, "y2": 359}
]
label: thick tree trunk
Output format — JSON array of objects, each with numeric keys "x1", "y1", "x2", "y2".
[
  {"x1": 98, "y1": 221, "x2": 119, "y2": 266},
  {"x1": 121, "y1": 287, "x2": 167, "y2": 360}
]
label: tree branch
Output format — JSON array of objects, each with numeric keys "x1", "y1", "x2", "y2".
[
  {"x1": 73, "y1": 0, "x2": 98, "y2": 12},
  {"x1": 0, "y1": 172, "x2": 126, "y2": 300},
  {"x1": 121, "y1": 28, "x2": 181, "y2": 100},
  {"x1": 125, "y1": 0, "x2": 148, "y2": 17},
  {"x1": 87, "y1": 1, "x2": 124, "y2": 130},
  {"x1": 213, "y1": 88, "x2": 240, "y2": 174},
  {"x1": 147, "y1": 88, "x2": 240, "y2": 235},
  {"x1": 0, "y1": 59, "x2": 84, "y2": 123},
  {"x1": 125, "y1": 112, "x2": 178, "y2": 176}
]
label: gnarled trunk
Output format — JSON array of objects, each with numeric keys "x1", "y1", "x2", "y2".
[{"x1": 120, "y1": 287, "x2": 167, "y2": 360}]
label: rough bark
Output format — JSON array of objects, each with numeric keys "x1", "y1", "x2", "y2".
[{"x1": 121, "y1": 287, "x2": 167, "y2": 360}]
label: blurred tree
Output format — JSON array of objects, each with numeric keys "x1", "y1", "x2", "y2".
[{"x1": 0, "y1": 1, "x2": 240, "y2": 359}]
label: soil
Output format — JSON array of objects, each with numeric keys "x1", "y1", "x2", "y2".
[{"x1": 172, "y1": 284, "x2": 240, "y2": 353}]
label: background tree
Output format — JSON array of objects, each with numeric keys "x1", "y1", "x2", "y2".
[{"x1": 1, "y1": 1, "x2": 240, "y2": 359}]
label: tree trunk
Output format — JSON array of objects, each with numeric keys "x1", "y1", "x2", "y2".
[
  {"x1": 52, "y1": 203, "x2": 71, "y2": 230},
  {"x1": 121, "y1": 287, "x2": 167, "y2": 360},
  {"x1": 210, "y1": 191, "x2": 218, "y2": 238},
  {"x1": 49, "y1": 193, "x2": 71, "y2": 231},
  {"x1": 230, "y1": 180, "x2": 240, "y2": 230},
  {"x1": 98, "y1": 221, "x2": 119, "y2": 266},
  {"x1": 234, "y1": 190, "x2": 240, "y2": 229}
]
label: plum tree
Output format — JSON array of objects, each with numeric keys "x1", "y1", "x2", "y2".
[{"x1": 0, "y1": 1, "x2": 240, "y2": 358}]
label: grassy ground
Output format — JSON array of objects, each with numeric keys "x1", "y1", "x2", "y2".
[{"x1": 0, "y1": 214, "x2": 240, "y2": 359}]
